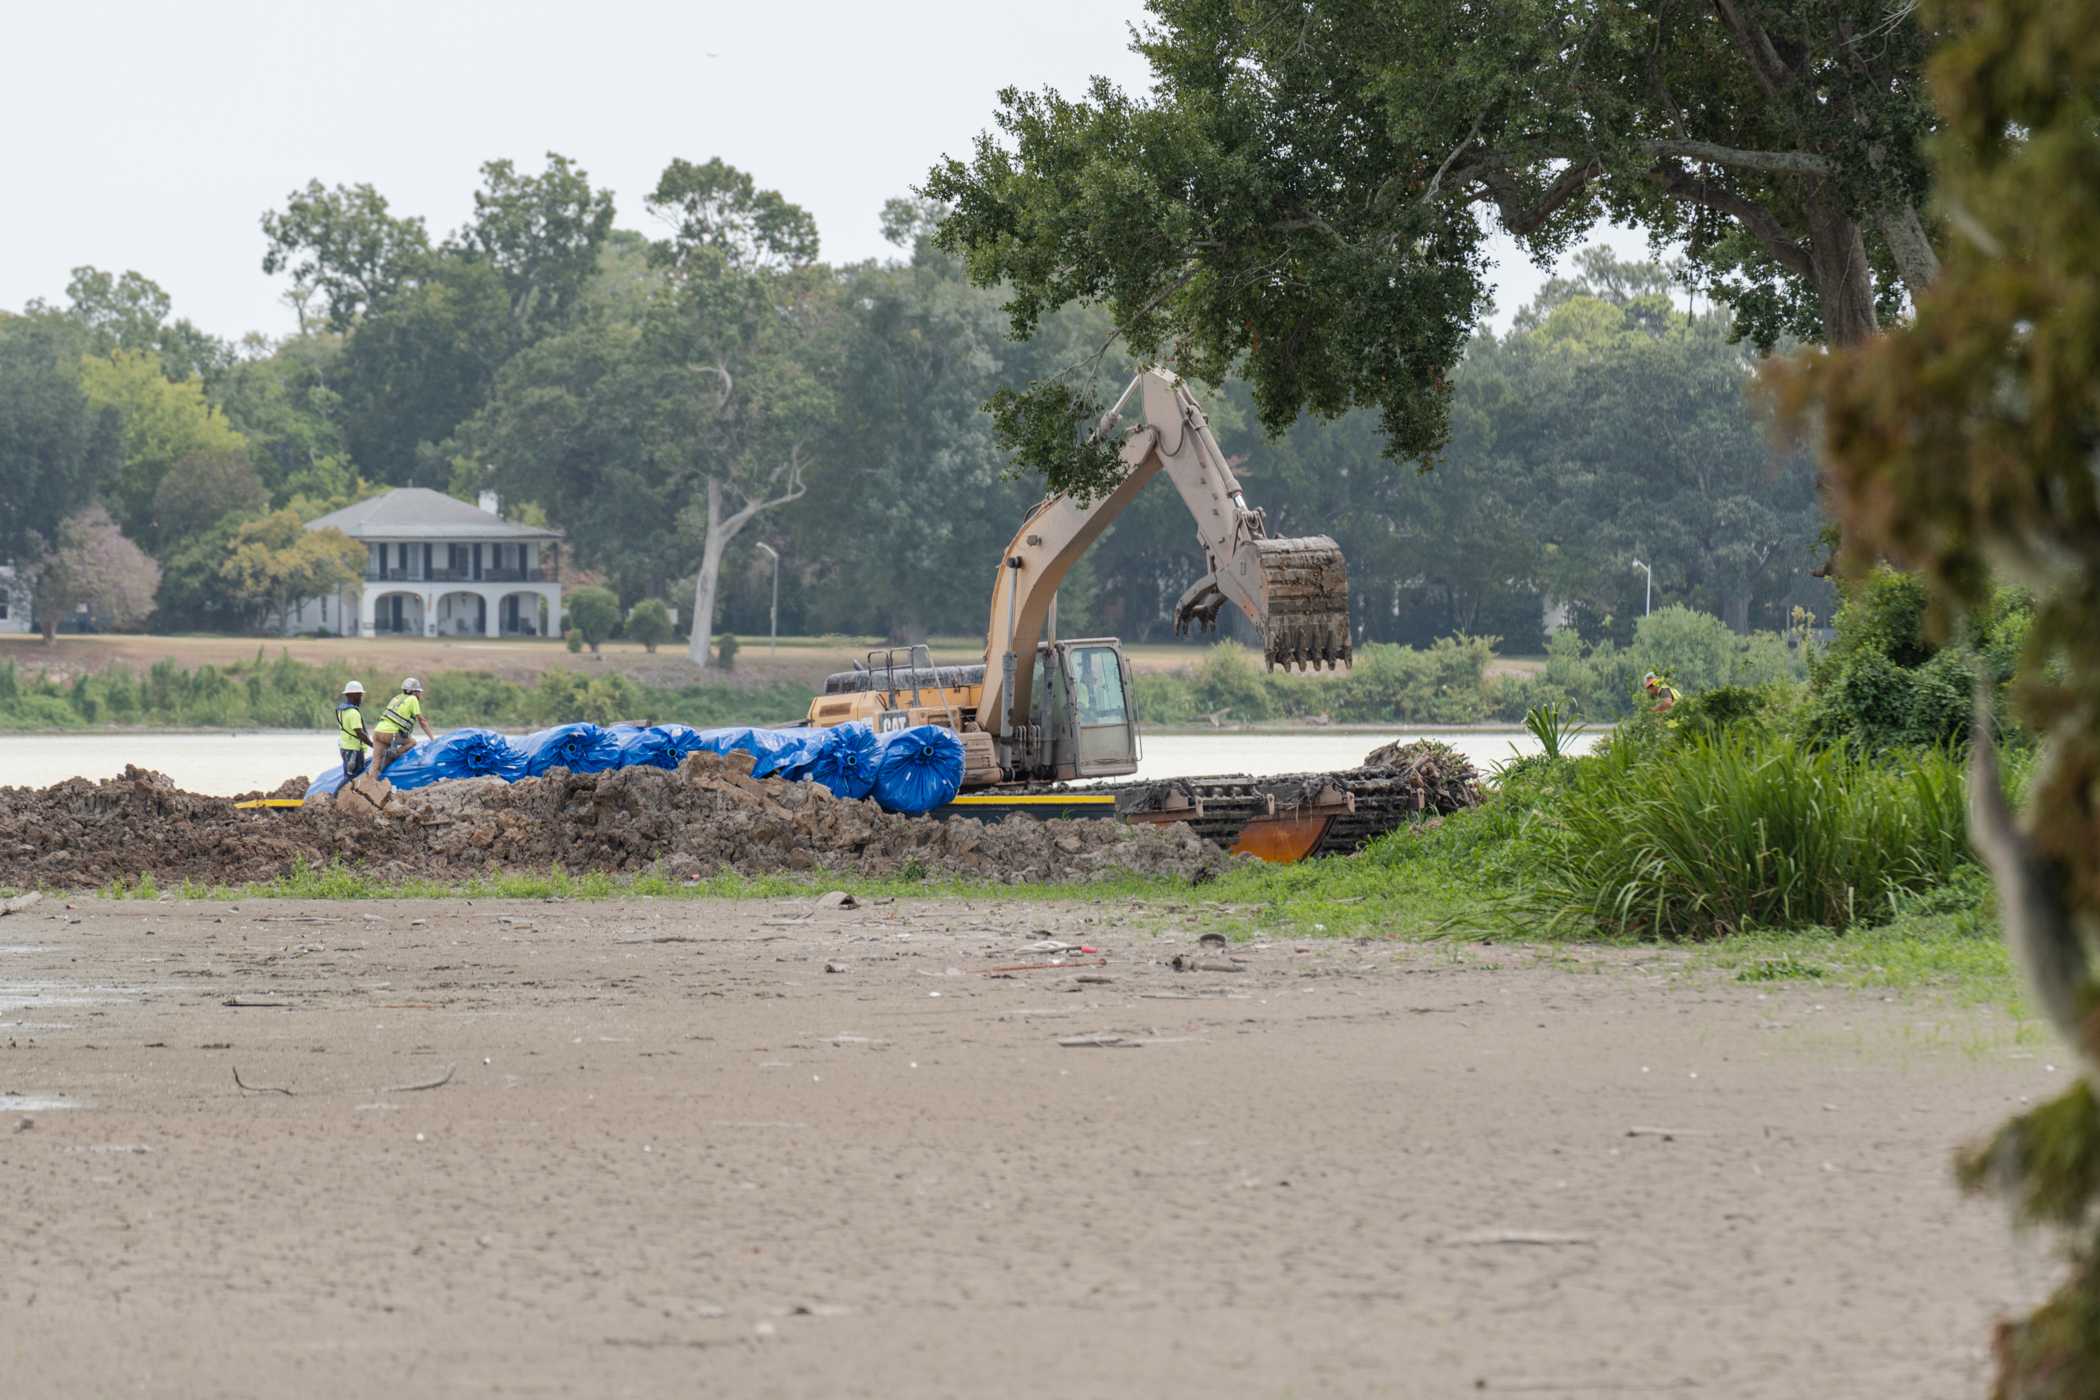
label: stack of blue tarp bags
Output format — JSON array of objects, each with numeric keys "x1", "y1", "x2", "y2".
[
  {"x1": 518, "y1": 723, "x2": 624, "y2": 777},
  {"x1": 302, "y1": 719, "x2": 968, "y2": 816},
  {"x1": 378, "y1": 728, "x2": 528, "y2": 791}
]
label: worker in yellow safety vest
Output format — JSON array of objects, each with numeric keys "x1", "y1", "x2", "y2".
[
  {"x1": 371, "y1": 676, "x2": 436, "y2": 776},
  {"x1": 1642, "y1": 671, "x2": 1681, "y2": 714},
  {"x1": 336, "y1": 680, "x2": 373, "y2": 781}
]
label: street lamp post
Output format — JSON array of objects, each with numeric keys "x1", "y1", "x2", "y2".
[
  {"x1": 1631, "y1": 558, "x2": 1653, "y2": 618},
  {"x1": 754, "y1": 542, "x2": 780, "y2": 655}
]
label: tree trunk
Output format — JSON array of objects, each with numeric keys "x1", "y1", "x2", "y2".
[
  {"x1": 1723, "y1": 587, "x2": 1750, "y2": 635},
  {"x1": 1805, "y1": 199, "x2": 1880, "y2": 345},
  {"x1": 1804, "y1": 199, "x2": 1884, "y2": 577},
  {"x1": 1876, "y1": 203, "x2": 1942, "y2": 303},
  {"x1": 39, "y1": 614, "x2": 57, "y2": 644},
  {"x1": 687, "y1": 480, "x2": 729, "y2": 671}
]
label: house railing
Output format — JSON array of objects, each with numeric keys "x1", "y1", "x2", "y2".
[{"x1": 364, "y1": 566, "x2": 555, "y2": 584}]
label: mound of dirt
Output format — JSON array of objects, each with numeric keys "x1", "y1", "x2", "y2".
[{"x1": 0, "y1": 754, "x2": 1231, "y2": 889}]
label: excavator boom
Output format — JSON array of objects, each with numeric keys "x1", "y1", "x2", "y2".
[{"x1": 979, "y1": 369, "x2": 1352, "y2": 737}]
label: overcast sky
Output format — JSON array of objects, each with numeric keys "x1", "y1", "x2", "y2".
[{"x1": 3, "y1": 0, "x2": 1646, "y2": 343}]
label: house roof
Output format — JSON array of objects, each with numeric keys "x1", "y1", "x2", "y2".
[{"x1": 305, "y1": 487, "x2": 562, "y2": 542}]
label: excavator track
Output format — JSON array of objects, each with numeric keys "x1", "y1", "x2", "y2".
[
  {"x1": 978, "y1": 761, "x2": 1479, "y2": 862},
  {"x1": 1252, "y1": 536, "x2": 1352, "y2": 671}
]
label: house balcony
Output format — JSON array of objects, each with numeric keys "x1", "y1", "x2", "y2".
[{"x1": 364, "y1": 566, "x2": 556, "y2": 584}]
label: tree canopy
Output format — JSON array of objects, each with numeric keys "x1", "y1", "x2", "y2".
[
  {"x1": 29, "y1": 504, "x2": 159, "y2": 642},
  {"x1": 0, "y1": 313, "x2": 118, "y2": 564},
  {"x1": 924, "y1": 0, "x2": 1942, "y2": 496}
]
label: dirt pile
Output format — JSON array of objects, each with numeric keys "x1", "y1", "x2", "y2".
[
  {"x1": 0, "y1": 766, "x2": 331, "y2": 888},
  {"x1": 0, "y1": 754, "x2": 1230, "y2": 889}
]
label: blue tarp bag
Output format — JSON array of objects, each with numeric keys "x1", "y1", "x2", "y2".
[
  {"x1": 652, "y1": 723, "x2": 711, "y2": 764},
  {"x1": 518, "y1": 722, "x2": 622, "y2": 777},
  {"x1": 691, "y1": 726, "x2": 828, "y2": 780},
  {"x1": 871, "y1": 725, "x2": 966, "y2": 815},
  {"x1": 611, "y1": 725, "x2": 683, "y2": 771},
  {"x1": 380, "y1": 728, "x2": 527, "y2": 791},
  {"x1": 304, "y1": 766, "x2": 349, "y2": 801},
  {"x1": 810, "y1": 722, "x2": 880, "y2": 800}
]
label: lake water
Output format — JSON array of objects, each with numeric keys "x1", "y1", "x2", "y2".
[{"x1": 0, "y1": 727, "x2": 1601, "y2": 797}]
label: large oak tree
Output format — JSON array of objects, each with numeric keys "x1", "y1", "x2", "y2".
[{"x1": 925, "y1": 0, "x2": 1941, "y2": 496}]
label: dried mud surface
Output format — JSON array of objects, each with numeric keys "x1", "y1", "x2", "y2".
[
  {"x1": 0, "y1": 896, "x2": 2059, "y2": 1398},
  {"x1": 0, "y1": 754, "x2": 1230, "y2": 889}
]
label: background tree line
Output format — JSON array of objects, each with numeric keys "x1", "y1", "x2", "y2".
[{"x1": 1, "y1": 152, "x2": 1829, "y2": 662}]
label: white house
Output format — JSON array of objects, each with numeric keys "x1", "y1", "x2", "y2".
[
  {"x1": 0, "y1": 566, "x2": 29, "y2": 634},
  {"x1": 287, "y1": 488, "x2": 565, "y2": 639}
]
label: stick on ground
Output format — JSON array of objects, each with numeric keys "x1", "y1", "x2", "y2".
[{"x1": 383, "y1": 1064, "x2": 456, "y2": 1094}]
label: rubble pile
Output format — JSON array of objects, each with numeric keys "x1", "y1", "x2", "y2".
[
  {"x1": 1354, "y1": 738, "x2": 1484, "y2": 815},
  {"x1": 0, "y1": 753, "x2": 1231, "y2": 889}
]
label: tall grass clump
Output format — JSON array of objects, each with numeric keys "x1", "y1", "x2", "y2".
[{"x1": 1518, "y1": 731, "x2": 1974, "y2": 939}]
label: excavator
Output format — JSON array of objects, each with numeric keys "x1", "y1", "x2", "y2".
[{"x1": 803, "y1": 368, "x2": 1404, "y2": 861}]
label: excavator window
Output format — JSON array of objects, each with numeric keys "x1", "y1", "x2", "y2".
[{"x1": 1070, "y1": 646, "x2": 1128, "y2": 726}]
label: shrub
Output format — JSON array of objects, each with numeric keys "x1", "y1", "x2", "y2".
[
  {"x1": 715, "y1": 632, "x2": 739, "y2": 671},
  {"x1": 1516, "y1": 731, "x2": 1974, "y2": 939},
  {"x1": 1797, "y1": 569, "x2": 2035, "y2": 753},
  {"x1": 566, "y1": 587, "x2": 621, "y2": 653},
  {"x1": 1532, "y1": 608, "x2": 1803, "y2": 721},
  {"x1": 1334, "y1": 637, "x2": 1496, "y2": 723},
  {"x1": 1826, "y1": 566, "x2": 1933, "y2": 669},
  {"x1": 1188, "y1": 643, "x2": 1275, "y2": 721},
  {"x1": 102, "y1": 669, "x2": 136, "y2": 718},
  {"x1": 2, "y1": 694, "x2": 83, "y2": 728},
  {"x1": 1521, "y1": 700, "x2": 1587, "y2": 760},
  {"x1": 564, "y1": 627, "x2": 583, "y2": 654},
  {"x1": 625, "y1": 599, "x2": 673, "y2": 653}
]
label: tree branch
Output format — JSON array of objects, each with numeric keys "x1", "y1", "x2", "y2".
[
  {"x1": 1468, "y1": 158, "x2": 1601, "y2": 236},
  {"x1": 719, "y1": 442, "x2": 810, "y2": 536},
  {"x1": 1649, "y1": 163, "x2": 1812, "y2": 277},
  {"x1": 1641, "y1": 140, "x2": 1833, "y2": 176},
  {"x1": 1422, "y1": 111, "x2": 1488, "y2": 206},
  {"x1": 1876, "y1": 203, "x2": 1942, "y2": 296},
  {"x1": 1710, "y1": 0, "x2": 1795, "y2": 98}
]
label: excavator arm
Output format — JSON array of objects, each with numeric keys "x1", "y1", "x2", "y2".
[{"x1": 979, "y1": 369, "x2": 1352, "y2": 738}]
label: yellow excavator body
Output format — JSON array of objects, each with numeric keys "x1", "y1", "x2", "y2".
[{"x1": 803, "y1": 368, "x2": 1352, "y2": 807}]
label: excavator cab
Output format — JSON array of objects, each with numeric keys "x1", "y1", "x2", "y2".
[{"x1": 1045, "y1": 640, "x2": 1138, "y2": 780}]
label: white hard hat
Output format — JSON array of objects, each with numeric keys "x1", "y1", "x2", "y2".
[
  {"x1": 402, "y1": 676, "x2": 423, "y2": 694},
  {"x1": 343, "y1": 679, "x2": 365, "y2": 696}
]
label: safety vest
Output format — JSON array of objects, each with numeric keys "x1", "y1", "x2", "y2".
[
  {"x1": 374, "y1": 692, "x2": 420, "y2": 737},
  {"x1": 336, "y1": 701, "x2": 368, "y2": 753}
]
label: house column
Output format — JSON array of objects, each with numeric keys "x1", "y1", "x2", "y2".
[
  {"x1": 424, "y1": 590, "x2": 437, "y2": 638},
  {"x1": 483, "y1": 585, "x2": 501, "y2": 638},
  {"x1": 544, "y1": 586, "x2": 562, "y2": 640},
  {"x1": 358, "y1": 586, "x2": 378, "y2": 639}
]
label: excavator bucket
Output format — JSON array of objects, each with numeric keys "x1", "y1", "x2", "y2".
[
  {"x1": 1251, "y1": 535, "x2": 1352, "y2": 670},
  {"x1": 1172, "y1": 534, "x2": 1353, "y2": 670}
]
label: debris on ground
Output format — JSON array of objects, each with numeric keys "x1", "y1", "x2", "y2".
[
  {"x1": 1171, "y1": 954, "x2": 1247, "y2": 973},
  {"x1": 1354, "y1": 738, "x2": 1484, "y2": 812},
  {"x1": 0, "y1": 753, "x2": 1232, "y2": 889}
]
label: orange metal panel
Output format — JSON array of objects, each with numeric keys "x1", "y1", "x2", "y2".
[{"x1": 1228, "y1": 813, "x2": 1336, "y2": 863}]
